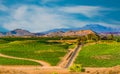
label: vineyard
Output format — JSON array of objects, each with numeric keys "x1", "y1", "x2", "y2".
[
  {"x1": 75, "y1": 41, "x2": 120, "y2": 67},
  {"x1": 0, "y1": 57, "x2": 40, "y2": 65},
  {"x1": 0, "y1": 37, "x2": 74, "y2": 66}
]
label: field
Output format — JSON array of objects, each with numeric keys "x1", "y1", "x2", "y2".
[
  {"x1": 0, "y1": 37, "x2": 74, "y2": 66},
  {"x1": 1, "y1": 36, "x2": 120, "y2": 68},
  {"x1": 0, "y1": 57, "x2": 40, "y2": 65},
  {"x1": 75, "y1": 41, "x2": 120, "y2": 67}
]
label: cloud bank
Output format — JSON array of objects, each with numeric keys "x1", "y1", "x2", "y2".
[
  {"x1": 0, "y1": 3, "x2": 118, "y2": 32},
  {"x1": 60, "y1": 6, "x2": 110, "y2": 18}
]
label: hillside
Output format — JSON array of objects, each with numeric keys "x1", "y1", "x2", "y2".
[
  {"x1": 0, "y1": 24, "x2": 120, "y2": 37},
  {"x1": 44, "y1": 24, "x2": 120, "y2": 33},
  {"x1": 0, "y1": 32, "x2": 3, "y2": 37},
  {"x1": 44, "y1": 30, "x2": 95, "y2": 37},
  {"x1": 0, "y1": 29, "x2": 96, "y2": 37},
  {"x1": 6, "y1": 29, "x2": 34, "y2": 36}
]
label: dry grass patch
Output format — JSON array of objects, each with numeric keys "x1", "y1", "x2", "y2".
[{"x1": 92, "y1": 55, "x2": 113, "y2": 60}]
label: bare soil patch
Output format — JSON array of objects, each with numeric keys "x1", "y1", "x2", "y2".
[
  {"x1": 0, "y1": 66, "x2": 83, "y2": 74},
  {"x1": 1, "y1": 65, "x2": 120, "y2": 74}
]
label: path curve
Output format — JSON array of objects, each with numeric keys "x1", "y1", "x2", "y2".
[{"x1": 0, "y1": 53, "x2": 50, "y2": 67}]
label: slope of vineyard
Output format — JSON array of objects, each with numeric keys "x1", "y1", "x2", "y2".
[
  {"x1": 0, "y1": 37, "x2": 73, "y2": 66},
  {"x1": 75, "y1": 41, "x2": 120, "y2": 67}
]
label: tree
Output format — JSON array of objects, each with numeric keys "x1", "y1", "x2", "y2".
[
  {"x1": 87, "y1": 34, "x2": 93, "y2": 40},
  {"x1": 77, "y1": 36, "x2": 87, "y2": 45},
  {"x1": 107, "y1": 34, "x2": 114, "y2": 40},
  {"x1": 92, "y1": 35, "x2": 100, "y2": 43},
  {"x1": 69, "y1": 64, "x2": 85, "y2": 72},
  {"x1": 116, "y1": 38, "x2": 120, "y2": 42},
  {"x1": 77, "y1": 37, "x2": 81, "y2": 45}
]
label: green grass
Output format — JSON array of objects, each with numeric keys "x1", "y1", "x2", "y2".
[
  {"x1": 75, "y1": 42, "x2": 120, "y2": 67},
  {"x1": 0, "y1": 38, "x2": 71, "y2": 66},
  {"x1": 0, "y1": 57, "x2": 40, "y2": 65},
  {"x1": 0, "y1": 40, "x2": 9, "y2": 44}
]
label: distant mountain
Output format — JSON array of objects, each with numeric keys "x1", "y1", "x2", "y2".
[
  {"x1": 0, "y1": 24, "x2": 120, "y2": 37},
  {"x1": 0, "y1": 29, "x2": 96, "y2": 37},
  {"x1": 0, "y1": 29, "x2": 45, "y2": 37},
  {"x1": 63, "y1": 30, "x2": 95, "y2": 36},
  {"x1": 0, "y1": 32, "x2": 3, "y2": 37},
  {"x1": 81, "y1": 24, "x2": 118, "y2": 33},
  {"x1": 44, "y1": 31, "x2": 64, "y2": 37},
  {"x1": 43, "y1": 28, "x2": 71, "y2": 34},
  {"x1": 33, "y1": 33, "x2": 45, "y2": 36},
  {"x1": 45, "y1": 24, "x2": 119, "y2": 33},
  {"x1": 44, "y1": 30, "x2": 95, "y2": 37},
  {"x1": 6, "y1": 29, "x2": 34, "y2": 36}
]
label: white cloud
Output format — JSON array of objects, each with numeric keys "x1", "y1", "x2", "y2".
[
  {"x1": 41, "y1": 0, "x2": 60, "y2": 4},
  {"x1": 2, "y1": 5, "x2": 117, "y2": 32},
  {"x1": 3, "y1": 5, "x2": 69, "y2": 32},
  {"x1": 12, "y1": 6, "x2": 28, "y2": 20},
  {"x1": 0, "y1": 4, "x2": 8, "y2": 11},
  {"x1": 59, "y1": 6, "x2": 108, "y2": 18}
]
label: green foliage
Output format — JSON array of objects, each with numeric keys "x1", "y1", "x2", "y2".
[
  {"x1": 86, "y1": 34, "x2": 100, "y2": 42},
  {"x1": 116, "y1": 38, "x2": 120, "y2": 42},
  {"x1": 62, "y1": 36, "x2": 77, "y2": 40},
  {"x1": 77, "y1": 36, "x2": 87, "y2": 45},
  {"x1": 92, "y1": 35, "x2": 99, "y2": 42},
  {"x1": 114, "y1": 36, "x2": 120, "y2": 42},
  {"x1": 0, "y1": 57, "x2": 40, "y2": 65},
  {"x1": 69, "y1": 64, "x2": 84, "y2": 72},
  {"x1": 52, "y1": 72, "x2": 58, "y2": 74},
  {"x1": 69, "y1": 44, "x2": 76, "y2": 49},
  {"x1": 107, "y1": 34, "x2": 114, "y2": 40},
  {"x1": 0, "y1": 37, "x2": 72, "y2": 66},
  {"x1": 75, "y1": 42, "x2": 120, "y2": 67}
]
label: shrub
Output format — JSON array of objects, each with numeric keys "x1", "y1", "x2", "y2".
[
  {"x1": 116, "y1": 38, "x2": 120, "y2": 42},
  {"x1": 52, "y1": 72, "x2": 58, "y2": 74},
  {"x1": 69, "y1": 64, "x2": 85, "y2": 72}
]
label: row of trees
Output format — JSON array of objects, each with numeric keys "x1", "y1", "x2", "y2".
[
  {"x1": 77, "y1": 34, "x2": 100, "y2": 45},
  {"x1": 77, "y1": 34, "x2": 114, "y2": 45}
]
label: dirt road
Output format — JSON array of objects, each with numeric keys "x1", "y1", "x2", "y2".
[
  {"x1": 58, "y1": 45, "x2": 82, "y2": 68},
  {"x1": 0, "y1": 53, "x2": 50, "y2": 66}
]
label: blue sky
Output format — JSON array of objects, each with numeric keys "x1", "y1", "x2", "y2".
[{"x1": 0, "y1": 0, "x2": 120, "y2": 32}]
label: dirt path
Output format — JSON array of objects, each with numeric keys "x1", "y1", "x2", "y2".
[
  {"x1": 65, "y1": 45, "x2": 81, "y2": 68},
  {"x1": 0, "y1": 65, "x2": 85, "y2": 74},
  {"x1": 0, "y1": 53, "x2": 50, "y2": 67},
  {"x1": 58, "y1": 45, "x2": 82, "y2": 68},
  {"x1": 1, "y1": 65, "x2": 120, "y2": 74}
]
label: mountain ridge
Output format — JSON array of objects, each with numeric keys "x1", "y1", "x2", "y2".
[
  {"x1": 44, "y1": 24, "x2": 120, "y2": 33},
  {"x1": 0, "y1": 24, "x2": 120, "y2": 37}
]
